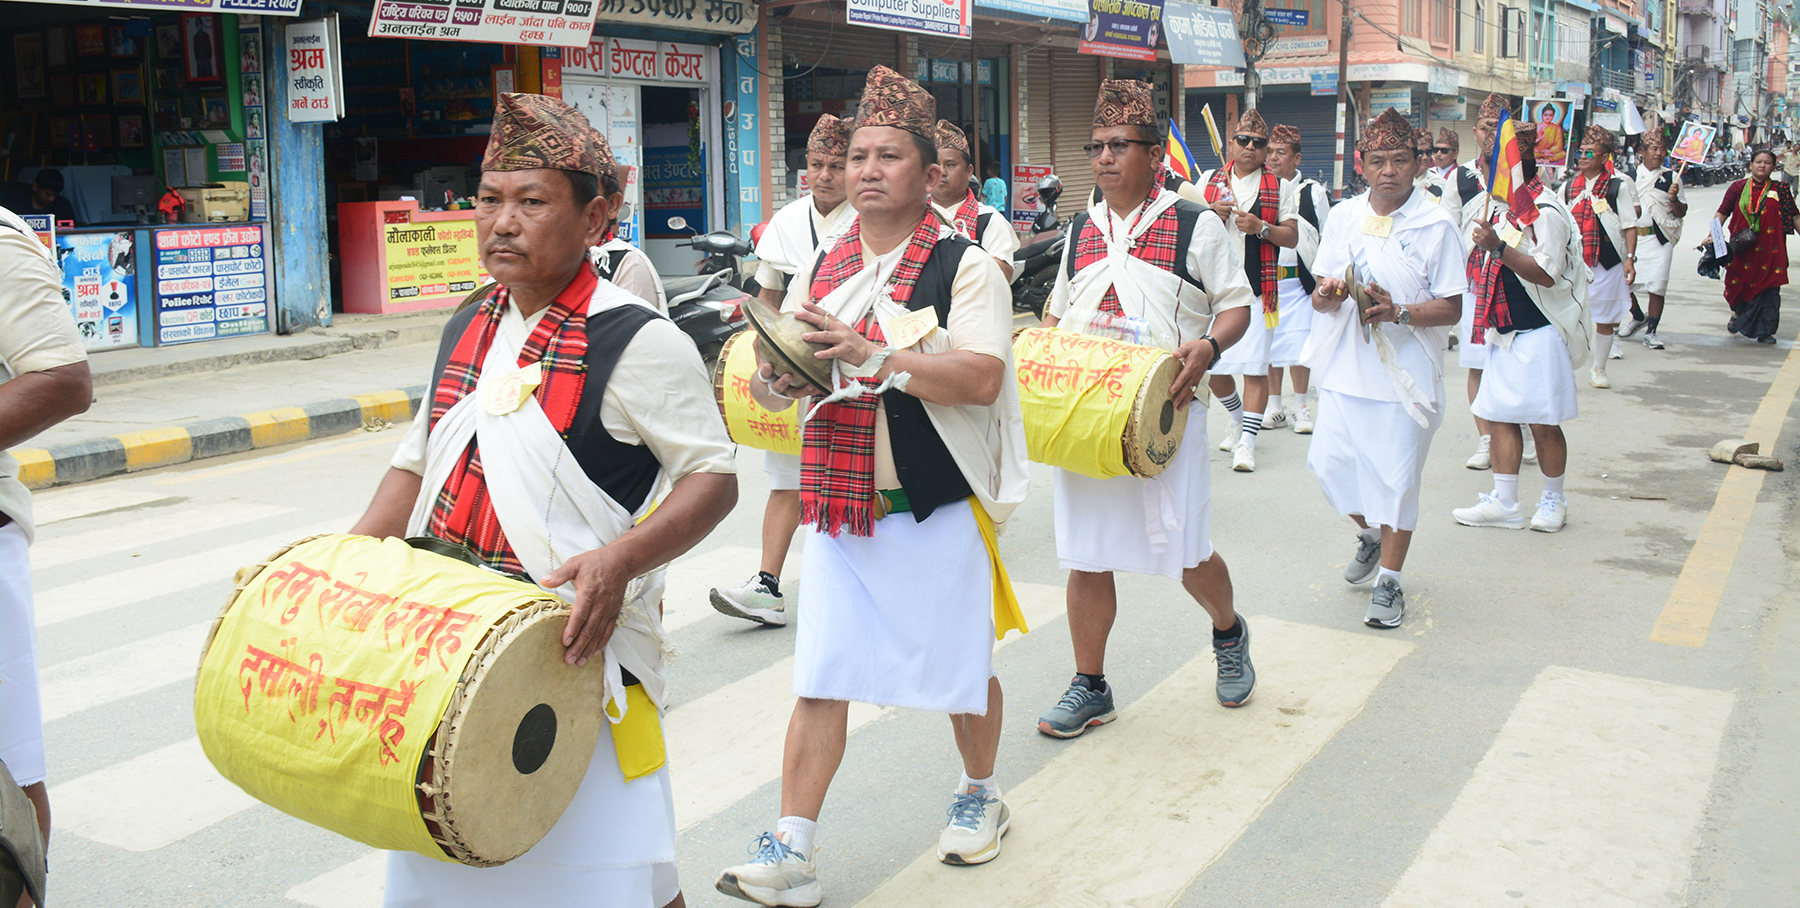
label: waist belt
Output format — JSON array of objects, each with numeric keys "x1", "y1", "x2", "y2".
[
  {"x1": 1636, "y1": 226, "x2": 1657, "y2": 236},
  {"x1": 872, "y1": 488, "x2": 912, "y2": 519},
  {"x1": 1277, "y1": 265, "x2": 1301, "y2": 280}
]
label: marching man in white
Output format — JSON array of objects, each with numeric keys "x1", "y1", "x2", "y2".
[
  {"x1": 1303, "y1": 108, "x2": 1468, "y2": 629},
  {"x1": 1564, "y1": 123, "x2": 1639, "y2": 389},
  {"x1": 1459, "y1": 96, "x2": 1536, "y2": 471},
  {"x1": 933, "y1": 119, "x2": 1020, "y2": 279},
  {"x1": 1629, "y1": 131, "x2": 1687, "y2": 350},
  {"x1": 1263, "y1": 122, "x2": 1329, "y2": 434}
]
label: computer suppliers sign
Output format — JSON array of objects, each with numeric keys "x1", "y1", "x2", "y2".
[{"x1": 847, "y1": 0, "x2": 972, "y2": 39}]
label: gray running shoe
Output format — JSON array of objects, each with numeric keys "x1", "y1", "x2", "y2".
[
  {"x1": 1037, "y1": 678, "x2": 1116, "y2": 738},
  {"x1": 1213, "y1": 618, "x2": 1256, "y2": 707},
  {"x1": 1366, "y1": 577, "x2": 1405, "y2": 628},
  {"x1": 710, "y1": 574, "x2": 787, "y2": 626},
  {"x1": 1344, "y1": 533, "x2": 1381, "y2": 585}
]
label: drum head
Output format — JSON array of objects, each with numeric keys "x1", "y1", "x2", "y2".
[
  {"x1": 1123, "y1": 353, "x2": 1188, "y2": 477},
  {"x1": 741, "y1": 296, "x2": 833, "y2": 392},
  {"x1": 433, "y1": 610, "x2": 607, "y2": 866},
  {"x1": 713, "y1": 330, "x2": 751, "y2": 420}
]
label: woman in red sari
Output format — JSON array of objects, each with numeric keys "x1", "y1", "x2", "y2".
[{"x1": 1716, "y1": 148, "x2": 1800, "y2": 343}]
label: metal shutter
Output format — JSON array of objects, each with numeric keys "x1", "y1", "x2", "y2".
[
  {"x1": 1259, "y1": 92, "x2": 1343, "y2": 186},
  {"x1": 1185, "y1": 94, "x2": 1231, "y2": 172},
  {"x1": 1024, "y1": 47, "x2": 1052, "y2": 169},
  {"x1": 1051, "y1": 50, "x2": 1102, "y2": 209}
]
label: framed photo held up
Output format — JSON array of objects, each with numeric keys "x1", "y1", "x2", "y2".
[
  {"x1": 183, "y1": 13, "x2": 221, "y2": 84},
  {"x1": 13, "y1": 33, "x2": 45, "y2": 100}
]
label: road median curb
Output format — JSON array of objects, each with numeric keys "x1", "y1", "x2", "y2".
[{"x1": 13, "y1": 385, "x2": 427, "y2": 490}]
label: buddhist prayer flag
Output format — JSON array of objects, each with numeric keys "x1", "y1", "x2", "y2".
[
  {"x1": 1486, "y1": 109, "x2": 1535, "y2": 222},
  {"x1": 1165, "y1": 119, "x2": 1201, "y2": 182}
]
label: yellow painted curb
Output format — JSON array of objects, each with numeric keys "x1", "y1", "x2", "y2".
[
  {"x1": 12, "y1": 449, "x2": 53, "y2": 489},
  {"x1": 118, "y1": 426, "x2": 194, "y2": 472},
  {"x1": 353, "y1": 390, "x2": 413, "y2": 426},
  {"x1": 243, "y1": 407, "x2": 311, "y2": 448}
]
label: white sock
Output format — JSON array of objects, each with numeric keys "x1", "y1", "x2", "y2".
[
  {"x1": 1544, "y1": 474, "x2": 1565, "y2": 498},
  {"x1": 1219, "y1": 392, "x2": 1243, "y2": 417},
  {"x1": 1290, "y1": 392, "x2": 1305, "y2": 410},
  {"x1": 1594, "y1": 332, "x2": 1614, "y2": 367},
  {"x1": 776, "y1": 816, "x2": 817, "y2": 857},
  {"x1": 1359, "y1": 525, "x2": 1380, "y2": 543},
  {"x1": 1493, "y1": 473, "x2": 1520, "y2": 508},
  {"x1": 1376, "y1": 566, "x2": 1403, "y2": 587},
  {"x1": 959, "y1": 772, "x2": 999, "y2": 797},
  {"x1": 1239, "y1": 411, "x2": 1264, "y2": 447}
]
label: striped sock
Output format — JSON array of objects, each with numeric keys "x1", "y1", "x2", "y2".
[
  {"x1": 1220, "y1": 392, "x2": 1243, "y2": 416},
  {"x1": 1239, "y1": 411, "x2": 1264, "y2": 448}
]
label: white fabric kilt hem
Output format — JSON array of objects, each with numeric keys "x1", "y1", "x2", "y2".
[
  {"x1": 0, "y1": 522, "x2": 44, "y2": 786},
  {"x1": 763, "y1": 450, "x2": 801, "y2": 492},
  {"x1": 1212, "y1": 300, "x2": 1274, "y2": 375},
  {"x1": 1457, "y1": 299, "x2": 1490, "y2": 370},
  {"x1": 1054, "y1": 409, "x2": 1214, "y2": 581},
  {"x1": 1588, "y1": 262, "x2": 1631, "y2": 325},
  {"x1": 1633, "y1": 235, "x2": 1674, "y2": 296},
  {"x1": 793, "y1": 499, "x2": 996, "y2": 715},
  {"x1": 384, "y1": 719, "x2": 680, "y2": 908},
  {"x1": 1470, "y1": 326, "x2": 1580, "y2": 426},
  {"x1": 1307, "y1": 389, "x2": 1443, "y2": 532},
  {"x1": 1269, "y1": 278, "x2": 1315, "y2": 368}
]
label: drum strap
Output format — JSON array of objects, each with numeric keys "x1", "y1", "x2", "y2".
[{"x1": 880, "y1": 237, "x2": 976, "y2": 522}]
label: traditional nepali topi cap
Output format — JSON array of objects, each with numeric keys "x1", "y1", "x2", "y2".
[
  {"x1": 1514, "y1": 122, "x2": 1538, "y2": 163},
  {"x1": 1437, "y1": 127, "x2": 1460, "y2": 151},
  {"x1": 1236, "y1": 106, "x2": 1269, "y2": 136},
  {"x1": 807, "y1": 113, "x2": 851, "y2": 157},
  {"x1": 585, "y1": 128, "x2": 619, "y2": 184},
  {"x1": 856, "y1": 65, "x2": 935, "y2": 139},
  {"x1": 935, "y1": 119, "x2": 971, "y2": 158},
  {"x1": 1270, "y1": 123, "x2": 1302, "y2": 149},
  {"x1": 1093, "y1": 79, "x2": 1157, "y2": 127},
  {"x1": 1478, "y1": 92, "x2": 1510, "y2": 123},
  {"x1": 1583, "y1": 123, "x2": 1617, "y2": 152},
  {"x1": 483, "y1": 92, "x2": 608, "y2": 177},
  {"x1": 1641, "y1": 130, "x2": 1668, "y2": 154},
  {"x1": 1359, "y1": 108, "x2": 1416, "y2": 153}
]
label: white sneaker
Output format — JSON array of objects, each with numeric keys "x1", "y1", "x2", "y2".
[
  {"x1": 1218, "y1": 424, "x2": 1239, "y2": 451},
  {"x1": 1292, "y1": 403, "x2": 1314, "y2": 434},
  {"x1": 1619, "y1": 315, "x2": 1646, "y2": 338},
  {"x1": 1642, "y1": 331, "x2": 1665, "y2": 349},
  {"x1": 1262, "y1": 408, "x2": 1289, "y2": 430},
  {"x1": 716, "y1": 832, "x2": 822, "y2": 907},
  {"x1": 1232, "y1": 441, "x2": 1256, "y2": 472},
  {"x1": 1452, "y1": 493, "x2": 1526, "y2": 529},
  {"x1": 1608, "y1": 343, "x2": 1625, "y2": 360},
  {"x1": 1530, "y1": 493, "x2": 1568, "y2": 533},
  {"x1": 1521, "y1": 427, "x2": 1538, "y2": 464},
  {"x1": 710, "y1": 574, "x2": 788, "y2": 626},
  {"x1": 937, "y1": 785, "x2": 1011, "y2": 865},
  {"x1": 1465, "y1": 435, "x2": 1492, "y2": 470},
  {"x1": 1589, "y1": 368, "x2": 1611, "y2": 389}
]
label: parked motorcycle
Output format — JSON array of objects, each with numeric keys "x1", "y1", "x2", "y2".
[
  {"x1": 1011, "y1": 174, "x2": 1067, "y2": 317},
  {"x1": 669, "y1": 215, "x2": 759, "y2": 293},
  {"x1": 663, "y1": 216, "x2": 752, "y2": 358}
]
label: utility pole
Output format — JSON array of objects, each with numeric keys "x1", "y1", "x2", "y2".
[
  {"x1": 1240, "y1": 0, "x2": 1276, "y2": 109},
  {"x1": 1333, "y1": 5, "x2": 1350, "y2": 198}
]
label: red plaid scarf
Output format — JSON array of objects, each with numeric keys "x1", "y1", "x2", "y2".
[
  {"x1": 426, "y1": 269, "x2": 596, "y2": 574},
  {"x1": 950, "y1": 190, "x2": 981, "y2": 241},
  {"x1": 799, "y1": 212, "x2": 942, "y2": 537},
  {"x1": 1204, "y1": 167, "x2": 1281, "y2": 322},
  {"x1": 1068, "y1": 196, "x2": 1185, "y2": 316},
  {"x1": 1566, "y1": 160, "x2": 1614, "y2": 268},
  {"x1": 1466, "y1": 177, "x2": 1545, "y2": 340}
]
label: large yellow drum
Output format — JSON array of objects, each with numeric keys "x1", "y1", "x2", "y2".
[
  {"x1": 713, "y1": 330, "x2": 804, "y2": 455},
  {"x1": 194, "y1": 534, "x2": 610, "y2": 866},
  {"x1": 1013, "y1": 327, "x2": 1188, "y2": 479}
]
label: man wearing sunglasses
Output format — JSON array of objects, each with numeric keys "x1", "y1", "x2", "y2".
[
  {"x1": 1199, "y1": 108, "x2": 1300, "y2": 473},
  {"x1": 1414, "y1": 129, "x2": 1448, "y2": 203},
  {"x1": 1428, "y1": 129, "x2": 1461, "y2": 181},
  {"x1": 1037, "y1": 79, "x2": 1257, "y2": 739},
  {"x1": 1563, "y1": 124, "x2": 1639, "y2": 389}
]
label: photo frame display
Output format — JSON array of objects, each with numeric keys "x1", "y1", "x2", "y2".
[
  {"x1": 13, "y1": 33, "x2": 45, "y2": 100},
  {"x1": 109, "y1": 25, "x2": 139, "y2": 59},
  {"x1": 46, "y1": 27, "x2": 69, "y2": 68},
  {"x1": 203, "y1": 93, "x2": 230, "y2": 127},
  {"x1": 76, "y1": 25, "x2": 105, "y2": 58},
  {"x1": 156, "y1": 25, "x2": 182, "y2": 61},
  {"x1": 114, "y1": 68, "x2": 144, "y2": 105},
  {"x1": 50, "y1": 73, "x2": 75, "y2": 107},
  {"x1": 154, "y1": 99, "x2": 179, "y2": 130},
  {"x1": 183, "y1": 13, "x2": 221, "y2": 84},
  {"x1": 49, "y1": 115, "x2": 75, "y2": 149},
  {"x1": 78, "y1": 72, "x2": 108, "y2": 105},
  {"x1": 118, "y1": 114, "x2": 145, "y2": 148}
]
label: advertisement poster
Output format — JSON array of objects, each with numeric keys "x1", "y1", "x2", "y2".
[
  {"x1": 728, "y1": 33, "x2": 763, "y2": 231},
  {"x1": 1011, "y1": 164, "x2": 1054, "y2": 231},
  {"x1": 19, "y1": 213, "x2": 54, "y2": 252},
  {"x1": 846, "y1": 0, "x2": 972, "y2": 39},
  {"x1": 381, "y1": 218, "x2": 487, "y2": 302},
  {"x1": 1670, "y1": 120, "x2": 1716, "y2": 165},
  {"x1": 1525, "y1": 97, "x2": 1575, "y2": 174},
  {"x1": 55, "y1": 232, "x2": 139, "y2": 351},
  {"x1": 369, "y1": 0, "x2": 597, "y2": 47},
  {"x1": 241, "y1": 18, "x2": 270, "y2": 219},
  {"x1": 26, "y1": 0, "x2": 300, "y2": 13},
  {"x1": 642, "y1": 145, "x2": 705, "y2": 238},
  {"x1": 285, "y1": 16, "x2": 343, "y2": 123},
  {"x1": 1079, "y1": 0, "x2": 1165, "y2": 61},
  {"x1": 154, "y1": 225, "x2": 269, "y2": 344},
  {"x1": 1162, "y1": 1, "x2": 1245, "y2": 69}
]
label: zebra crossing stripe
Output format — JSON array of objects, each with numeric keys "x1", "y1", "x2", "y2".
[
  {"x1": 49, "y1": 738, "x2": 259, "y2": 852},
  {"x1": 38, "y1": 621, "x2": 212, "y2": 723},
  {"x1": 286, "y1": 853, "x2": 387, "y2": 908},
  {"x1": 30, "y1": 501, "x2": 296, "y2": 570}
]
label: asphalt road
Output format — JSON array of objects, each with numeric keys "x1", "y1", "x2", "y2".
[{"x1": 22, "y1": 182, "x2": 1799, "y2": 907}]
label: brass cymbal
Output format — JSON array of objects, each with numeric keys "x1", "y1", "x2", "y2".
[{"x1": 741, "y1": 296, "x2": 835, "y2": 392}]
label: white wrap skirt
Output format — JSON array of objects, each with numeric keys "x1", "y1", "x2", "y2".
[
  {"x1": 0, "y1": 522, "x2": 44, "y2": 786},
  {"x1": 1457, "y1": 296, "x2": 1490, "y2": 370},
  {"x1": 1307, "y1": 390, "x2": 1443, "y2": 532},
  {"x1": 1470, "y1": 326, "x2": 1580, "y2": 426},
  {"x1": 1589, "y1": 262, "x2": 1631, "y2": 324},
  {"x1": 1633, "y1": 233, "x2": 1675, "y2": 296},
  {"x1": 763, "y1": 450, "x2": 801, "y2": 491},
  {"x1": 1054, "y1": 409, "x2": 1213, "y2": 580},
  {"x1": 1213, "y1": 300, "x2": 1274, "y2": 375},
  {"x1": 1269, "y1": 278, "x2": 1314, "y2": 368}
]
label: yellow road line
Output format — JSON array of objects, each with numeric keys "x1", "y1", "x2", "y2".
[
  {"x1": 242, "y1": 407, "x2": 310, "y2": 448},
  {"x1": 1651, "y1": 339, "x2": 1800, "y2": 647},
  {"x1": 152, "y1": 434, "x2": 396, "y2": 486},
  {"x1": 117, "y1": 427, "x2": 193, "y2": 472}
]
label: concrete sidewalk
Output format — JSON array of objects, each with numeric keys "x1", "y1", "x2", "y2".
[{"x1": 12, "y1": 310, "x2": 452, "y2": 489}]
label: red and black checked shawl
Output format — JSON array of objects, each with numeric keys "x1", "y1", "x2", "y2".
[
  {"x1": 426, "y1": 269, "x2": 597, "y2": 574},
  {"x1": 1067, "y1": 198, "x2": 1186, "y2": 316},
  {"x1": 800, "y1": 212, "x2": 942, "y2": 538},
  {"x1": 1203, "y1": 167, "x2": 1282, "y2": 319},
  {"x1": 949, "y1": 190, "x2": 982, "y2": 241},
  {"x1": 1565, "y1": 160, "x2": 1615, "y2": 268},
  {"x1": 1465, "y1": 176, "x2": 1546, "y2": 339}
]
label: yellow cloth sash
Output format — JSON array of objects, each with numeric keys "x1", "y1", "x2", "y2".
[
  {"x1": 970, "y1": 497, "x2": 1027, "y2": 641},
  {"x1": 606, "y1": 684, "x2": 666, "y2": 782}
]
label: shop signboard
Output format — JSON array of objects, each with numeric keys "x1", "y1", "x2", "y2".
[
  {"x1": 1010, "y1": 164, "x2": 1053, "y2": 231},
  {"x1": 153, "y1": 225, "x2": 268, "y2": 345},
  {"x1": 56, "y1": 232, "x2": 140, "y2": 352},
  {"x1": 1369, "y1": 88, "x2": 1412, "y2": 114},
  {"x1": 847, "y1": 0, "x2": 973, "y2": 39},
  {"x1": 1263, "y1": 7, "x2": 1307, "y2": 26},
  {"x1": 369, "y1": 0, "x2": 597, "y2": 46},
  {"x1": 285, "y1": 17, "x2": 344, "y2": 123},
  {"x1": 1163, "y1": 2, "x2": 1242, "y2": 68},
  {"x1": 1309, "y1": 71, "x2": 1337, "y2": 96},
  {"x1": 729, "y1": 33, "x2": 762, "y2": 230},
  {"x1": 376, "y1": 218, "x2": 487, "y2": 304},
  {"x1": 19, "y1": 214, "x2": 53, "y2": 253},
  {"x1": 563, "y1": 38, "x2": 712, "y2": 83},
  {"x1": 593, "y1": 0, "x2": 754, "y2": 35},
  {"x1": 643, "y1": 146, "x2": 705, "y2": 238},
  {"x1": 1079, "y1": 0, "x2": 1166, "y2": 61},
  {"x1": 26, "y1": 0, "x2": 301, "y2": 14},
  {"x1": 976, "y1": 0, "x2": 1084, "y2": 21}
]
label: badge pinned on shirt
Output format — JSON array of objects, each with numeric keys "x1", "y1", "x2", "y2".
[
  {"x1": 887, "y1": 307, "x2": 938, "y2": 350},
  {"x1": 485, "y1": 361, "x2": 543, "y2": 415},
  {"x1": 1497, "y1": 223, "x2": 1524, "y2": 247},
  {"x1": 1593, "y1": 197, "x2": 1610, "y2": 215},
  {"x1": 1361, "y1": 215, "x2": 1393, "y2": 238}
]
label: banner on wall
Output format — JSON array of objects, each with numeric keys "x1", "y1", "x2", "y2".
[
  {"x1": 368, "y1": 0, "x2": 597, "y2": 47},
  {"x1": 56, "y1": 232, "x2": 140, "y2": 352},
  {"x1": 730, "y1": 33, "x2": 762, "y2": 231},
  {"x1": 563, "y1": 38, "x2": 713, "y2": 83},
  {"x1": 154, "y1": 225, "x2": 269, "y2": 345},
  {"x1": 1079, "y1": 0, "x2": 1166, "y2": 61},
  {"x1": 285, "y1": 16, "x2": 344, "y2": 123},
  {"x1": 1162, "y1": 1, "x2": 1244, "y2": 69},
  {"x1": 378, "y1": 219, "x2": 487, "y2": 302},
  {"x1": 26, "y1": 0, "x2": 301, "y2": 13},
  {"x1": 1010, "y1": 165, "x2": 1053, "y2": 231},
  {"x1": 847, "y1": 0, "x2": 972, "y2": 39}
]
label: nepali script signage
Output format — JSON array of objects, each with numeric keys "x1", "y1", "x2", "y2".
[
  {"x1": 563, "y1": 37, "x2": 713, "y2": 83},
  {"x1": 23, "y1": 0, "x2": 301, "y2": 14},
  {"x1": 284, "y1": 17, "x2": 344, "y2": 123},
  {"x1": 1162, "y1": 1, "x2": 1244, "y2": 69},
  {"x1": 369, "y1": 0, "x2": 598, "y2": 47},
  {"x1": 846, "y1": 0, "x2": 973, "y2": 40},
  {"x1": 383, "y1": 219, "x2": 488, "y2": 301},
  {"x1": 1080, "y1": 0, "x2": 1166, "y2": 62},
  {"x1": 592, "y1": 0, "x2": 754, "y2": 36}
]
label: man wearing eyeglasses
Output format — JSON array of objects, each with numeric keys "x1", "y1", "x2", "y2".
[
  {"x1": 1198, "y1": 107, "x2": 1300, "y2": 473},
  {"x1": 1036, "y1": 79, "x2": 1256, "y2": 739},
  {"x1": 1563, "y1": 124, "x2": 1639, "y2": 390}
]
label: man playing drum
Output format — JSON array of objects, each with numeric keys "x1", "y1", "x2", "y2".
[
  {"x1": 714, "y1": 65, "x2": 1028, "y2": 905},
  {"x1": 932, "y1": 119, "x2": 1019, "y2": 280},
  {"x1": 0, "y1": 202, "x2": 94, "y2": 908},
  {"x1": 1035, "y1": 80, "x2": 1256, "y2": 738},
  {"x1": 1303, "y1": 108, "x2": 1469, "y2": 629},
  {"x1": 1199, "y1": 107, "x2": 1299, "y2": 472},
  {"x1": 350, "y1": 93, "x2": 738, "y2": 908},
  {"x1": 711, "y1": 115, "x2": 855, "y2": 628},
  {"x1": 1263, "y1": 122, "x2": 1330, "y2": 435}
]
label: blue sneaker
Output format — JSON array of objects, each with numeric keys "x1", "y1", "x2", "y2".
[
  {"x1": 1037, "y1": 676, "x2": 1116, "y2": 738},
  {"x1": 1214, "y1": 618, "x2": 1256, "y2": 707},
  {"x1": 715, "y1": 831, "x2": 821, "y2": 907}
]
